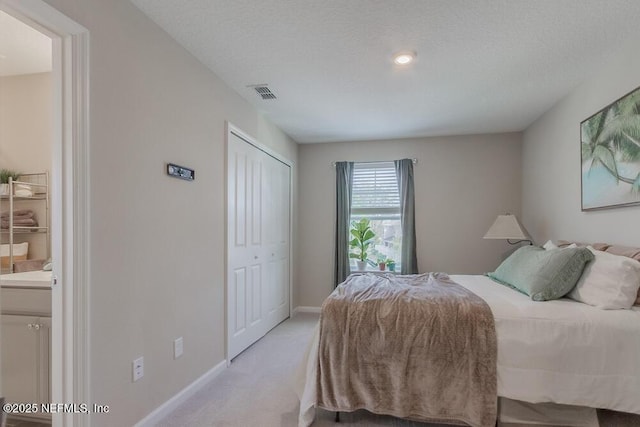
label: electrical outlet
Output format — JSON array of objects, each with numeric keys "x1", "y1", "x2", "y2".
[
  {"x1": 174, "y1": 337, "x2": 183, "y2": 359},
  {"x1": 132, "y1": 356, "x2": 144, "y2": 382}
]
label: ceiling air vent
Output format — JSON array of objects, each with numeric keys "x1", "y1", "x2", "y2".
[{"x1": 252, "y1": 85, "x2": 277, "y2": 100}]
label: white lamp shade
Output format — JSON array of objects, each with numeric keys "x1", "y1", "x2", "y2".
[{"x1": 483, "y1": 214, "x2": 530, "y2": 240}]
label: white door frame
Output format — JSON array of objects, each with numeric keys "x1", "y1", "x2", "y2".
[
  {"x1": 0, "y1": 1, "x2": 90, "y2": 426},
  {"x1": 225, "y1": 122, "x2": 293, "y2": 364}
]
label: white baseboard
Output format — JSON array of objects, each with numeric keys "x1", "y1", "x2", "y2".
[
  {"x1": 134, "y1": 359, "x2": 227, "y2": 427},
  {"x1": 293, "y1": 306, "x2": 321, "y2": 315}
]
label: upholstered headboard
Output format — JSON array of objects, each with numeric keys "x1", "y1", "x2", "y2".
[{"x1": 558, "y1": 241, "x2": 640, "y2": 305}]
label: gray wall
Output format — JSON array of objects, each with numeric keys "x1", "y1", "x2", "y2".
[
  {"x1": 522, "y1": 38, "x2": 640, "y2": 246},
  {"x1": 297, "y1": 133, "x2": 522, "y2": 307},
  {"x1": 40, "y1": 1, "x2": 298, "y2": 425}
]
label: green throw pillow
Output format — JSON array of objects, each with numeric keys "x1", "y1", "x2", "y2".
[{"x1": 487, "y1": 246, "x2": 594, "y2": 301}]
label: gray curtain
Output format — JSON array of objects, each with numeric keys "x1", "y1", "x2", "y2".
[
  {"x1": 335, "y1": 161, "x2": 354, "y2": 287},
  {"x1": 395, "y1": 159, "x2": 418, "y2": 274}
]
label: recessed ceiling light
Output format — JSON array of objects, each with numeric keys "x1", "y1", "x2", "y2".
[{"x1": 393, "y1": 51, "x2": 416, "y2": 65}]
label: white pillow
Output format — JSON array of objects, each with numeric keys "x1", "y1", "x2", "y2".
[
  {"x1": 543, "y1": 240, "x2": 557, "y2": 250},
  {"x1": 568, "y1": 246, "x2": 640, "y2": 309},
  {"x1": 543, "y1": 240, "x2": 576, "y2": 250}
]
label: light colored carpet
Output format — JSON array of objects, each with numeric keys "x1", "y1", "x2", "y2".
[{"x1": 156, "y1": 313, "x2": 640, "y2": 427}]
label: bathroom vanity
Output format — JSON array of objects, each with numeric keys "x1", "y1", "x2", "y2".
[{"x1": 1, "y1": 270, "x2": 52, "y2": 422}]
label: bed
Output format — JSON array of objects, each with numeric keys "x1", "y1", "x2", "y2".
[{"x1": 295, "y1": 243, "x2": 640, "y2": 427}]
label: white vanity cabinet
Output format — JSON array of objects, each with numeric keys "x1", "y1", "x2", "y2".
[
  {"x1": 1, "y1": 272, "x2": 52, "y2": 422},
  {"x1": 1, "y1": 315, "x2": 50, "y2": 408}
]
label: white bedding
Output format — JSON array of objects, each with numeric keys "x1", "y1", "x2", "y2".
[
  {"x1": 451, "y1": 275, "x2": 640, "y2": 415},
  {"x1": 296, "y1": 274, "x2": 640, "y2": 426}
]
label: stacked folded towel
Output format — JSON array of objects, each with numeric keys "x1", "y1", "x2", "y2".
[
  {"x1": 15, "y1": 184, "x2": 34, "y2": 197},
  {"x1": 0, "y1": 209, "x2": 38, "y2": 229}
]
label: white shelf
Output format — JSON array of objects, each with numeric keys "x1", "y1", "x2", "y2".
[{"x1": 0, "y1": 172, "x2": 49, "y2": 273}]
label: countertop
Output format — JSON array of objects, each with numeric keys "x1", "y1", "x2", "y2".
[{"x1": 0, "y1": 270, "x2": 52, "y2": 289}]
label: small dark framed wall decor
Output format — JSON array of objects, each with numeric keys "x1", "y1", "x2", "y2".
[
  {"x1": 166, "y1": 163, "x2": 195, "y2": 181},
  {"x1": 581, "y1": 85, "x2": 640, "y2": 211}
]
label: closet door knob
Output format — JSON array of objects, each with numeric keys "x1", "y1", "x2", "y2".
[
  {"x1": 28, "y1": 323, "x2": 33, "y2": 330},
  {"x1": 34, "y1": 324, "x2": 41, "y2": 330}
]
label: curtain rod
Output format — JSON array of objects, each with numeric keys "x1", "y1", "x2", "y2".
[{"x1": 331, "y1": 158, "x2": 418, "y2": 167}]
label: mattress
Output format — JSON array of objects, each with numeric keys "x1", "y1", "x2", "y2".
[{"x1": 451, "y1": 274, "x2": 640, "y2": 415}]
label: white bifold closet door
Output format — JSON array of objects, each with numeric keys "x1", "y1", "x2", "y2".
[{"x1": 227, "y1": 130, "x2": 290, "y2": 360}]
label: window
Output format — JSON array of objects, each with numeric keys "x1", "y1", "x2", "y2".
[{"x1": 350, "y1": 162, "x2": 401, "y2": 269}]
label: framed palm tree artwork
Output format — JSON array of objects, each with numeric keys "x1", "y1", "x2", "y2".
[{"x1": 581, "y1": 85, "x2": 640, "y2": 211}]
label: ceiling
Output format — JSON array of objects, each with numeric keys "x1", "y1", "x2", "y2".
[
  {"x1": 131, "y1": 0, "x2": 640, "y2": 144},
  {"x1": 0, "y1": 10, "x2": 52, "y2": 77}
]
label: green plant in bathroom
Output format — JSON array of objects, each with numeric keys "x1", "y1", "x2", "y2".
[
  {"x1": 0, "y1": 169, "x2": 20, "y2": 184},
  {"x1": 0, "y1": 169, "x2": 20, "y2": 196}
]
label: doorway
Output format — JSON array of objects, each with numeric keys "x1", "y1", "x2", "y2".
[
  {"x1": 0, "y1": 1, "x2": 89, "y2": 427},
  {"x1": 0, "y1": 11, "x2": 53, "y2": 425}
]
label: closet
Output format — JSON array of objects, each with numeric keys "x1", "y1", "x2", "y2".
[{"x1": 227, "y1": 127, "x2": 291, "y2": 360}]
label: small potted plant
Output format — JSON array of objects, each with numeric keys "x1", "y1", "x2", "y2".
[
  {"x1": 0, "y1": 169, "x2": 20, "y2": 196},
  {"x1": 386, "y1": 258, "x2": 396, "y2": 272},
  {"x1": 349, "y1": 218, "x2": 375, "y2": 271},
  {"x1": 377, "y1": 256, "x2": 386, "y2": 271}
]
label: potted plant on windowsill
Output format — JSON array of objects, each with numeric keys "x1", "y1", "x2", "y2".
[
  {"x1": 0, "y1": 169, "x2": 20, "y2": 196},
  {"x1": 377, "y1": 256, "x2": 387, "y2": 271},
  {"x1": 384, "y1": 258, "x2": 396, "y2": 271},
  {"x1": 386, "y1": 258, "x2": 396, "y2": 272},
  {"x1": 349, "y1": 218, "x2": 375, "y2": 271}
]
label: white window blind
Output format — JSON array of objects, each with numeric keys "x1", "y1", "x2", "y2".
[{"x1": 351, "y1": 162, "x2": 400, "y2": 216}]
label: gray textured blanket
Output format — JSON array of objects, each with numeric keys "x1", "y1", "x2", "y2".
[{"x1": 317, "y1": 273, "x2": 497, "y2": 427}]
